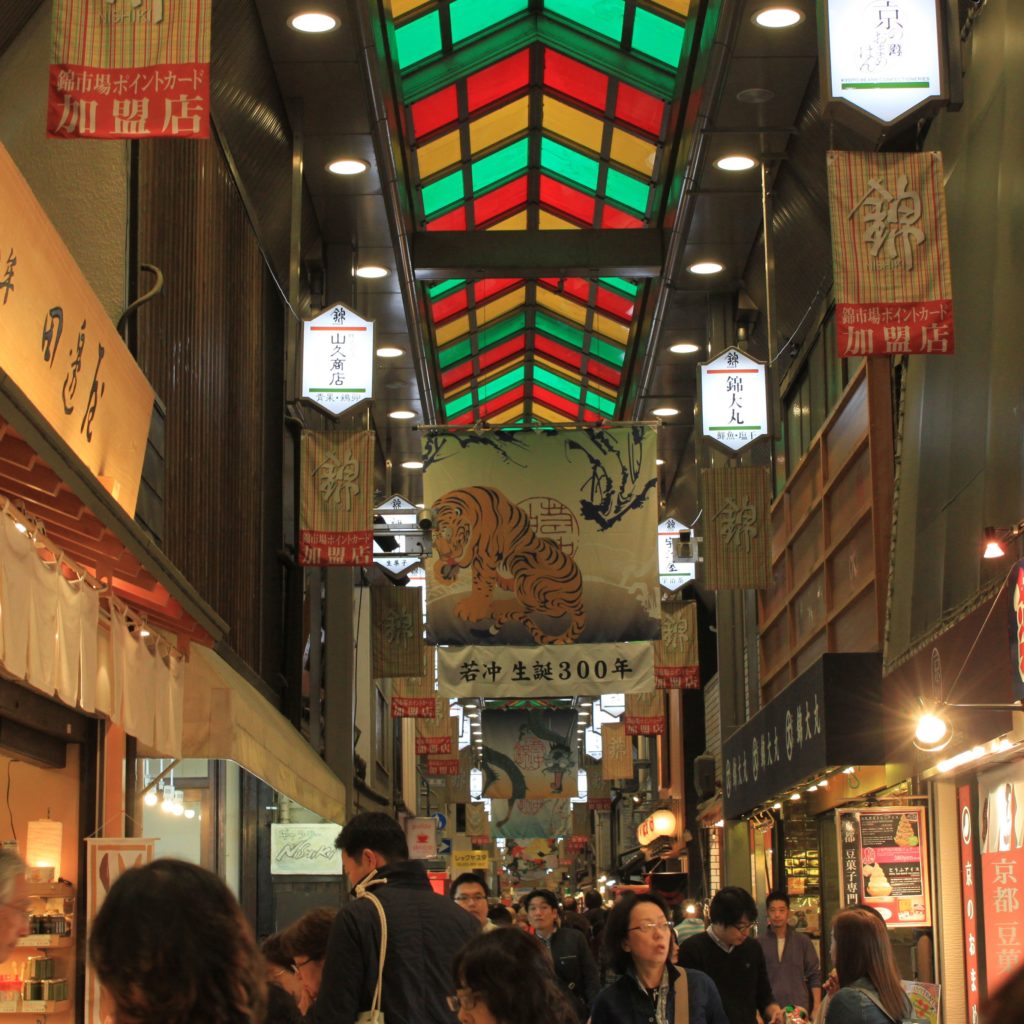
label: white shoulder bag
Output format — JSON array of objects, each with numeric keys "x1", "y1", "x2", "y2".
[{"x1": 354, "y1": 874, "x2": 388, "y2": 1024}]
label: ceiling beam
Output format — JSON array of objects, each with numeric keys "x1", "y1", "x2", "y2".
[{"x1": 412, "y1": 229, "x2": 664, "y2": 280}]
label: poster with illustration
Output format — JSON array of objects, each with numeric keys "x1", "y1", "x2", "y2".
[
  {"x1": 481, "y1": 709, "x2": 578, "y2": 799},
  {"x1": 489, "y1": 797, "x2": 571, "y2": 839}
]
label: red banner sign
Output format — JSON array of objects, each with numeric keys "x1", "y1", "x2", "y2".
[{"x1": 958, "y1": 784, "x2": 982, "y2": 1023}]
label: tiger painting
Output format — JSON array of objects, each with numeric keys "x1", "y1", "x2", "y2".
[{"x1": 431, "y1": 485, "x2": 585, "y2": 645}]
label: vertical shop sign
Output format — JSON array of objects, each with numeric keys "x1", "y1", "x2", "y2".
[
  {"x1": 371, "y1": 585, "x2": 426, "y2": 678},
  {"x1": 958, "y1": 784, "x2": 983, "y2": 1023},
  {"x1": 301, "y1": 303, "x2": 375, "y2": 416},
  {"x1": 587, "y1": 762, "x2": 612, "y2": 811},
  {"x1": 416, "y1": 705, "x2": 456, "y2": 756},
  {"x1": 49, "y1": 0, "x2": 211, "y2": 139},
  {"x1": 699, "y1": 347, "x2": 769, "y2": 453},
  {"x1": 623, "y1": 690, "x2": 666, "y2": 735},
  {"x1": 702, "y1": 467, "x2": 772, "y2": 590},
  {"x1": 1009, "y1": 560, "x2": 1024, "y2": 703},
  {"x1": 299, "y1": 429, "x2": 374, "y2": 566},
  {"x1": 827, "y1": 150, "x2": 955, "y2": 357},
  {"x1": 390, "y1": 674, "x2": 437, "y2": 718},
  {"x1": 405, "y1": 817, "x2": 438, "y2": 859},
  {"x1": 839, "y1": 811, "x2": 862, "y2": 908},
  {"x1": 654, "y1": 601, "x2": 700, "y2": 689},
  {"x1": 601, "y1": 722, "x2": 633, "y2": 781}
]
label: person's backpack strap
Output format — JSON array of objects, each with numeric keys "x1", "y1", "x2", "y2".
[
  {"x1": 854, "y1": 984, "x2": 913, "y2": 1024},
  {"x1": 354, "y1": 873, "x2": 389, "y2": 1024},
  {"x1": 673, "y1": 968, "x2": 690, "y2": 1024}
]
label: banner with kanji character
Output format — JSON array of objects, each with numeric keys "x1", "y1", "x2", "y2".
[
  {"x1": 438, "y1": 641, "x2": 653, "y2": 698},
  {"x1": 416, "y1": 704, "x2": 457, "y2": 756},
  {"x1": 465, "y1": 802, "x2": 490, "y2": 839},
  {"x1": 586, "y1": 761, "x2": 612, "y2": 810},
  {"x1": 571, "y1": 803, "x2": 591, "y2": 839},
  {"x1": 490, "y1": 798, "x2": 571, "y2": 839},
  {"x1": 624, "y1": 691, "x2": 666, "y2": 735},
  {"x1": 481, "y1": 709, "x2": 578, "y2": 799},
  {"x1": 372, "y1": 585, "x2": 426, "y2": 679},
  {"x1": 389, "y1": 674, "x2": 437, "y2": 719},
  {"x1": 601, "y1": 723, "x2": 633, "y2": 781},
  {"x1": 299, "y1": 429, "x2": 374, "y2": 566},
  {"x1": 429, "y1": 747, "x2": 474, "y2": 802},
  {"x1": 702, "y1": 468, "x2": 771, "y2": 590},
  {"x1": 827, "y1": 150, "x2": 954, "y2": 357},
  {"x1": 655, "y1": 602, "x2": 700, "y2": 689},
  {"x1": 49, "y1": 0, "x2": 211, "y2": 140}
]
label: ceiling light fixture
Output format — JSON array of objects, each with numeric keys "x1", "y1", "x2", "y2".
[
  {"x1": 388, "y1": 410, "x2": 415, "y2": 420},
  {"x1": 982, "y1": 520, "x2": 1024, "y2": 558},
  {"x1": 401, "y1": 460, "x2": 423, "y2": 470},
  {"x1": 376, "y1": 346, "x2": 404, "y2": 358},
  {"x1": 327, "y1": 158, "x2": 368, "y2": 175},
  {"x1": 913, "y1": 699, "x2": 1024, "y2": 753},
  {"x1": 355, "y1": 265, "x2": 389, "y2": 279},
  {"x1": 669, "y1": 342, "x2": 700, "y2": 355},
  {"x1": 753, "y1": 7, "x2": 805, "y2": 28},
  {"x1": 737, "y1": 87, "x2": 775, "y2": 104},
  {"x1": 652, "y1": 407, "x2": 679, "y2": 417},
  {"x1": 688, "y1": 261, "x2": 724, "y2": 275},
  {"x1": 715, "y1": 155, "x2": 757, "y2": 172},
  {"x1": 287, "y1": 12, "x2": 339, "y2": 32}
]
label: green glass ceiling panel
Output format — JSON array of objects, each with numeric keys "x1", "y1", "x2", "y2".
[
  {"x1": 445, "y1": 391, "x2": 476, "y2": 417},
  {"x1": 585, "y1": 390, "x2": 616, "y2": 416},
  {"x1": 427, "y1": 278, "x2": 467, "y2": 298},
  {"x1": 589, "y1": 336, "x2": 626, "y2": 367},
  {"x1": 395, "y1": 11, "x2": 443, "y2": 70},
  {"x1": 600, "y1": 276, "x2": 639, "y2": 296},
  {"x1": 450, "y1": 0, "x2": 529, "y2": 45},
  {"x1": 478, "y1": 311, "x2": 527, "y2": 349},
  {"x1": 605, "y1": 167, "x2": 649, "y2": 215},
  {"x1": 534, "y1": 311, "x2": 584, "y2": 349},
  {"x1": 438, "y1": 337, "x2": 473, "y2": 369},
  {"x1": 545, "y1": 0, "x2": 625, "y2": 44},
  {"x1": 422, "y1": 169, "x2": 464, "y2": 216},
  {"x1": 479, "y1": 366, "x2": 526, "y2": 400},
  {"x1": 540, "y1": 138, "x2": 599, "y2": 192},
  {"x1": 535, "y1": 365, "x2": 581, "y2": 400},
  {"x1": 632, "y1": 8, "x2": 685, "y2": 68},
  {"x1": 472, "y1": 139, "x2": 529, "y2": 194}
]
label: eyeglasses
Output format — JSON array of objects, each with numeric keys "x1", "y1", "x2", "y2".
[
  {"x1": 629, "y1": 920, "x2": 673, "y2": 934},
  {"x1": 454, "y1": 894, "x2": 487, "y2": 904},
  {"x1": 731, "y1": 921, "x2": 754, "y2": 934},
  {"x1": 446, "y1": 992, "x2": 483, "y2": 1012},
  {"x1": 293, "y1": 958, "x2": 316, "y2": 972}
]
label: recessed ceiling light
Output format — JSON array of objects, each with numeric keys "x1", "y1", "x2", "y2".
[
  {"x1": 376, "y1": 346, "x2": 404, "y2": 358},
  {"x1": 669, "y1": 342, "x2": 700, "y2": 355},
  {"x1": 656, "y1": 458, "x2": 665, "y2": 466},
  {"x1": 389, "y1": 410, "x2": 415, "y2": 420},
  {"x1": 652, "y1": 407, "x2": 679, "y2": 417},
  {"x1": 753, "y1": 7, "x2": 805, "y2": 29},
  {"x1": 737, "y1": 87, "x2": 775, "y2": 104},
  {"x1": 288, "y1": 11, "x2": 339, "y2": 33},
  {"x1": 688, "y1": 261, "x2": 724, "y2": 275},
  {"x1": 327, "y1": 158, "x2": 368, "y2": 175},
  {"x1": 715, "y1": 155, "x2": 757, "y2": 172},
  {"x1": 401, "y1": 460, "x2": 423, "y2": 470},
  {"x1": 355, "y1": 265, "x2": 389, "y2": 279}
]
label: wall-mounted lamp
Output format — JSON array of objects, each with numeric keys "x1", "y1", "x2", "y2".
[
  {"x1": 982, "y1": 520, "x2": 1024, "y2": 559},
  {"x1": 25, "y1": 819, "x2": 63, "y2": 882},
  {"x1": 913, "y1": 698, "x2": 1024, "y2": 753}
]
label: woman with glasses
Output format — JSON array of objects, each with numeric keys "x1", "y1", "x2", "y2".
[
  {"x1": 590, "y1": 893, "x2": 729, "y2": 1024},
  {"x1": 448, "y1": 926, "x2": 578, "y2": 1024},
  {"x1": 280, "y1": 907, "x2": 335, "y2": 1010},
  {"x1": 261, "y1": 933, "x2": 305, "y2": 1023}
]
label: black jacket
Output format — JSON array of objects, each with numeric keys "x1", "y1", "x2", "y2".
[
  {"x1": 590, "y1": 962, "x2": 730, "y2": 1024},
  {"x1": 545, "y1": 925, "x2": 601, "y2": 1019},
  {"x1": 676, "y1": 932, "x2": 776, "y2": 1024},
  {"x1": 307, "y1": 860, "x2": 480, "y2": 1024}
]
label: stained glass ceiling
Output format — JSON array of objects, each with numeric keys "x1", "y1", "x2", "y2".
[{"x1": 386, "y1": 0, "x2": 690, "y2": 424}]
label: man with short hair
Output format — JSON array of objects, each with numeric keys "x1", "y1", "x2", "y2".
[
  {"x1": 560, "y1": 895, "x2": 592, "y2": 937},
  {"x1": 450, "y1": 871, "x2": 496, "y2": 931},
  {"x1": 677, "y1": 886, "x2": 783, "y2": 1024},
  {"x1": 525, "y1": 888, "x2": 600, "y2": 1021},
  {"x1": 309, "y1": 812, "x2": 479, "y2": 1024},
  {"x1": 759, "y1": 890, "x2": 821, "y2": 1018},
  {"x1": 0, "y1": 849, "x2": 29, "y2": 962}
]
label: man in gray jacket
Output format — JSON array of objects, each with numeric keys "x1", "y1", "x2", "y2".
[
  {"x1": 308, "y1": 812, "x2": 480, "y2": 1024},
  {"x1": 758, "y1": 890, "x2": 821, "y2": 1018}
]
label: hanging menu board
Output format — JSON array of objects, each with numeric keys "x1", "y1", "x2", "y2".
[{"x1": 835, "y1": 806, "x2": 931, "y2": 927}]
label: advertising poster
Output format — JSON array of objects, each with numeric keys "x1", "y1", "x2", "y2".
[
  {"x1": 405, "y1": 817, "x2": 438, "y2": 859},
  {"x1": 490, "y1": 798, "x2": 571, "y2": 840},
  {"x1": 481, "y1": 709, "x2": 578, "y2": 799},
  {"x1": 901, "y1": 981, "x2": 940, "y2": 1024}
]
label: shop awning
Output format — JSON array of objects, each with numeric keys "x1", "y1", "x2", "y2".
[{"x1": 182, "y1": 645, "x2": 346, "y2": 824}]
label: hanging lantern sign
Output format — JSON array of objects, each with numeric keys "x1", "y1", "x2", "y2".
[
  {"x1": 699, "y1": 348, "x2": 768, "y2": 454},
  {"x1": 301, "y1": 302, "x2": 374, "y2": 416},
  {"x1": 657, "y1": 517, "x2": 696, "y2": 592}
]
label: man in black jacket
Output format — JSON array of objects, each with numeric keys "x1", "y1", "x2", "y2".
[
  {"x1": 525, "y1": 889, "x2": 600, "y2": 1021},
  {"x1": 308, "y1": 812, "x2": 480, "y2": 1024}
]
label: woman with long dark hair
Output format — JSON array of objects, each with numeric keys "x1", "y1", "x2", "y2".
[
  {"x1": 590, "y1": 892, "x2": 728, "y2": 1024},
  {"x1": 448, "y1": 926, "x2": 579, "y2": 1024},
  {"x1": 89, "y1": 858, "x2": 265, "y2": 1024},
  {"x1": 825, "y1": 908, "x2": 913, "y2": 1023}
]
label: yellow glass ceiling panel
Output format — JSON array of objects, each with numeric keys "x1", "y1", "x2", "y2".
[
  {"x1": 611, "y1": 128, "x2": 657, "y2": 177},
  {"x1": 538, "y1": 211, "x2": 580, "y2": 230},
  {"x1": 535, "y1": 353, "x2": 581, "y2": 381},
  {"x1": 542, "y1": 97, "x2": 604, "y2": 155},
  {"x1": 479, "y1": 355, "x2": 525, "y2": 384},
  {"x1": 416, "y1": 130, "x2": 462, "y2": 181},
  {"x1": 435, "y1": 313, "x2": 471, "y2": 346},
  {"x1": 391, "y1": 0, "x2": 433, "y2": 16},
  {"x1": 588, "y1": 377, "x2": 618, "y2": 399},
  {"x1": 537, "y1": 289, "x2": 587, "y2": 327},
  {"x1": 650, "y1": 0, "x2": 690, "y2": 13},
  {"x1": 491, "y1": 402, "x2": 526, "y2": 424},
  {"x1": 470, "y1": 97, "x2": 529, "y2": 154},
  {"x1": 488, "y1": 211, "x2": 529, "y2": 230},
  {"x1": 476, "y1": 286, "x2": 527, "y2": 326},
  {"x1": 592, "y1": 310, "x2": 630, "y2": 344}
]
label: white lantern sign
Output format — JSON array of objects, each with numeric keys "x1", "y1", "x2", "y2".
[
  {"x1": 301, "y1": 302, "x2": 374, "y2": 416},
  {"x1": 658, "y1": 517, "x2": 696, "y2": 592},
  {"x1": 699, "y1": 347, "x2": 768, "y2": 453}
]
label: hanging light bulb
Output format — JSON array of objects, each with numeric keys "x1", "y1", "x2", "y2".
[{"x1": 143, "y1": 791, "x2": 158, "y2": 807}]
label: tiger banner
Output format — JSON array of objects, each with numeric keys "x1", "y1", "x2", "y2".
[
  {"x1": 299, "y1": 429, "x2": 374, "y2": 566},
  {"x1": 624, "y1": 691, "x2": 666, "y2": 736},
  {"x1": 372, "y1": 586, "x2": 426, "y2": 679},
  {"x1": 601, "y1": 723, "x2": 633, "y2": 781},
  {"x1": 389, "y1": 674, "x2": 437, "y2": 719},
  {"x1": 480, "y1": 709, "x2": 578, "y2": 799},
  {"x1": 422, "y1": 426, "x2": 659, "y2": 696},
  {"x1": 586, "y1": 762, "x2": 612, "y2": 811},
  {"x1": 702, "y1": 467, "x2": 772, "y2": 591},
  {"x1": 49, "y1": 0, "x2": 211, "y2": 140},
  {"x1": 655, "y1": 602, "x2": 700, "y2": 690},
  {"x1": 490, "y1": 798, "x2": 571, "y2": 840},
  {"x1": 827, "y1": 150, "x2": 955, "y2": 357},
  {"x1": 416, "y1": 705, "x2": 457, "y2": 756}
]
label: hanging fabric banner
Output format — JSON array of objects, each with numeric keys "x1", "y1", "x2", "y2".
[
  {"x1": 433, "y1": 747, "x2": 474, "y2": 802},
  {"x1": 426, "y1": 753, "x2": 460, "y2": 775},
  {"x1": 586, "y1": 762, "x2": 612, "y2": 811},
  {"x1": 465, "y1": 801, "x2": 490, "y2": 839},
  {"x1": 416, "y1": 706, "x2": 456, "y2": 756},
  {"x1": 624, "y1": 691, "x2": 666, "y2": 736},
  {"x1": 480, "y1": 709, "x2": 578, "y2": 799},
  {"x1": 49, "y1": 0, "x2": 211, "y2": 140},
  {"x1": 827, "y1": 150, "x2": 955, "y2": 357},
  {"x1": 571, "y1": 803, "x2": 591, "y2": 839},
  {"x1": 490, "y1": 798, "x2": 571, "y2": 839},
  {"x1": 389, "y1": 674, "x2": 437, "y2": 719},
  {"x1": 655, "y1": 602, "x2": 700, "y2": 690},
  {"x1": 372, "y1": 585, "x2": 425, "y2": 679},
  {"x1": 702, "y1": 468, "x2": 772, "y2": 590},
  {"x1": 601, "y1": 723, "x2": 633, "y2": 781},
  {"x1": 299, "y1": 429, "x2": 374, "y2": 566}
]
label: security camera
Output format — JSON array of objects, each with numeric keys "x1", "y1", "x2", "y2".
[{"x1": 417, "y1": 507, "x2": 434, "y2": 531}]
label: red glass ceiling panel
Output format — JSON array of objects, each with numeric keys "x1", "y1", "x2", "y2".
[
  {"x1": 449, "y1": 408, "x2": 476, "y2": 425},
  {"x1": 615, "y1": 82, "x2": 665, "y2": 137},
  {"x1": 474, "y1": 277, "x2": 523, "y2": 303},
  {"x1": 410, "y1": 84, "x2": 459, "y2": 139},
  {"x1": 426, "y1": 206, "x2": 467, "y2": 230},
  {"x1": 480, "y1": 384, "x2": 526, "y2": 419},
  {"x1": 532, "y1": 385, "x2": 580, "y2": 419},
  {"x1": 474, "y1": 176, "x2": 528, "y2": 225},
  {"x1": 587, "y1": 359, "x2": 622, "y2": 387},
  {"x1": 467, "y1": 49, "x2": 531, "y2": 113},
  {"x1": 539, "y1": 175, "x2": 595, "y2": 224},
  {"x1": 441, "y1": 362, "x2": 475, "y2": 389},
  {"x1": 431, "y1": 288, "x2": 470, "y2": 323},
  {"x1": 594, "y1": 285, "x2": 635, "y2": 320},
  {"x1": 600, "y1": 205, "x2": 644, "y2": 228},
  {"x1": 535, "y1": 335, "x2": 583, "y2": 372},
  {"x1": 542, "y1": 49, "x2": 608, "y2": 114},
  {"x1": 479, "y1": 335, "x2": 526, "y2": 371}
]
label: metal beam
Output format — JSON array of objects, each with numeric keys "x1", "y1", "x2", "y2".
[{"x1": 412, "y1": 229, "x2": 665, "y2": 280}]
